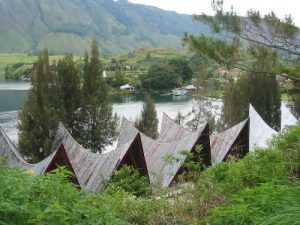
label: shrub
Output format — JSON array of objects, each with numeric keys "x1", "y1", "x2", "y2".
[
  {"x1": 206, "y1": 183, "x2": 300, "y2": 225},
  {"x1": 105, "y1": 165, "x2": 151, "y2": 197}
]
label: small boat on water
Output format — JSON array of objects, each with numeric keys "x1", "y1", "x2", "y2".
[{"x1": 172, "y1": 88, "x2": 187, "y2": 96}]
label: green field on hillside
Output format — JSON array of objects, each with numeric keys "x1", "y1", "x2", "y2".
[
  {"x1": 0, "y1": 48, "x2": 193, "y2": 79},
  {"x1": 0, "y1": 53, "x2": 82, "y2": 78}
]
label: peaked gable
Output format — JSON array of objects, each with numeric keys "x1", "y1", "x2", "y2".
[{"x1": 210, "y1": 118, "x2": 249, "y2": 165}]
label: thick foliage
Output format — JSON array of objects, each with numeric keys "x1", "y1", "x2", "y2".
[
  {"x1": 2, "y1": 124, "x2": 299, "y2": 225},
  {"x1": 106, "y1": 165, "x2": 151, "y2": 197},
  {"x1": 207, "y1": 183, "x2": 300, "y2": 225},
  {"x1": 0, "y1": 166, "x2": 128, "y2": 225}
]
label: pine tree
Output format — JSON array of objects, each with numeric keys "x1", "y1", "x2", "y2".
[
  {"x1": 135, "y1": 94, "x2": 158, "y2": 139},
  {"x1": 57, "y1": 55, "x2": 81, "y2": 135},
  {"x1": 18, "y1": 49, "x2": 64, "y2": 162},
  {"x1": 78, "y1": 39, "x2": 117, "y2": 153},
  {"x1": 222, "y1": 47, "x2": 281, "y2": 130}
]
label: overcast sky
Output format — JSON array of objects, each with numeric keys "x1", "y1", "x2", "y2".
[{"x1": 128, "y1": 0, "x2": 300, "y2": 26}]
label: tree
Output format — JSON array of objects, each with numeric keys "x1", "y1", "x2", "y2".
[
  {"x1": 18, "y1": 49, "x2": 64, "y2": 162},
  {"x1": 222, "y1": 47, "x2": 281, "y2": 130},
  {"x1": 141, "y1": 62, "x2": 174, "y2": 90},
  {"x1": 141, "y1": 58, "x2": 193, "y2": 91},
  {"x1": 168, "y1": 58, "x2": 193, "y2": 81},
  {"x1": 183, "y1": 1, "x2": 297, "y2": 128},
  {"x1": 57, "y1": 55, "x2": 81, "y2": 135},
  {"x1": 135, "y1": 94, "x2": 158, "y2": 139},
  {"x1": 78, "y1": 39, "x2": 117, "y2": 153},
  {"x1": 184, "y1": 0, "x2": 300, "y2": 81},
  {"x1": 175, "y1": 111, "x2": 185, "y2": 125}
]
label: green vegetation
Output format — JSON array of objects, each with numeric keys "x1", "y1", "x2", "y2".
[
  {"x1": 1, "y1": 122, "x2": 299, "y2": 225},
  {"x1": 141, "y1": 57, "x2": 193, "y2": 91},
  {"x1": 222, "y1": 47, "x2": 281, "y2": 129},
  {"x1": 135, "y1": 94, "x2": 158, "y2": 139},
  {"x1": 0, "y1": 53, "x2": 76, "y2": 79},
  {"x1": 57, "y1": 55, "x2": 81, "y2": 134},
  {"x1": 0, "y1": 0, "x2": 210, "y2": 55},
  {"x1": 106, "y1": 165, "x2": 151, "y2": 197},
  {"x1": 184, "y1": 1, "x2": 300, "y2": 123},
  {"x1": 18, "y1": 49, "x2": 64, "y2": 162},
  {"x1": 77, "y1": 39, "x2": 117, "y2": 152},
  {"x1": 19, "y1": 42, "x2": 117, "y2": 161}
]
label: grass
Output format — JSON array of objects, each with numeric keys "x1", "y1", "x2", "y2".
[
  {"x1": 0, "y1": 53, "x2": 82, "y2": 78},
  {"x1": 0, "y1": 48, "x2": 192, "y2": 80}
]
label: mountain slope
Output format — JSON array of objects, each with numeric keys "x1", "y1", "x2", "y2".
[{"x1": 0, "y1": 0, "x2": 210, "y2": 55}]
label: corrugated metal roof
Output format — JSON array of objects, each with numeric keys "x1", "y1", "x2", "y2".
[
  {"x1": 210, "y1": 118, "x2": 249, "y2": 165},
  {"x1": 249, "y1": 104, "x2": 278, "y2": 150},
  {"x1": 0, "y1": 126, "x2": 58, "y2": 175},
  {"x1": 158, "y1": 113, "x2": 192, "y2": 142},
  {"x1": 51, "y1": 123, "x2": 148, "y2": 192},
  {"x1": 118, "y1": 117, "x2": 211, "y2": 187},
  {"x1": 0, "y1": 123, "x2": 148, "y2": 192},
  {"x1": 281, "y1": 102, "x2": 298, "y2": 129}
]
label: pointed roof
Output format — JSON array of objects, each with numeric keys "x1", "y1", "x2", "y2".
[
  {"x1": 249, "y1": 104, "x2": 278, "y2": 150},
  {"x1": 281, "y1": 102, "x2": 298, "y2": 129},
  {"x1": 52, "y1": 123, "x2": 148, "y2": 192},
  {"x1": 158, "y1": 113, "x2": 192, "y2": 142},
  {"x1": 118, "y1": 116, "x2": 211, "y2": 187},
  {"x1": 210, "y1": 118, "x2": 249, "y2": 165},
  {"x1": 1, "y1": 123, "x2": 148, "y2": 192},
  {"x1": 0, "y1": 127, "x2": 75, "y2": 176}
]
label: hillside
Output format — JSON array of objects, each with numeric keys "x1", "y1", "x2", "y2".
[{"x1": 0, "y1": 0, "x2": 210, "y2": 55}]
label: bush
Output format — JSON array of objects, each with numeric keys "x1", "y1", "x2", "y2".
[
  {"x1": 105, "y1": 165, "x2": 151, "y2": 197},
  {"x1": 206, "y1": 183, "x2": 300, "y2": 225},
  {"x1": 0, "y1": 165, "x2": 129, "y2": 225}
]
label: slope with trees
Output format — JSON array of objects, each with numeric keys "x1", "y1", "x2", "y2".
[{"x1": 0, "y1": 0, "x2": 210, "y2": 55}]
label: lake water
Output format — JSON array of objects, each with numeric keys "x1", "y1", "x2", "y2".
[
  {"x1": 0, "y1": 81, "x2": 223, "y2": 144},
  {"x1": 0, "y1": 81, "x2": 297, "y2": 149}
]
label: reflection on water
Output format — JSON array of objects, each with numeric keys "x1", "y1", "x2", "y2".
[
  {"x1": 0, "y1": 82, "x2": 296, "y2": 147},
  {"x1": 0, "y1": 82, "x2": 31, "y2": 90},
  {"x1": 0, "y1": 111, "x2": 18, "y2": 144}
]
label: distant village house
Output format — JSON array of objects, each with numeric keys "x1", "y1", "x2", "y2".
[{"x1": 120, "y1": 84, "x2": 135, "y2": 91}]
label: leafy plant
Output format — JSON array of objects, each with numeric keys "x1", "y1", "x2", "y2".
[{"x1": 106, "y1": 165, "x2": 151, "y2": 197}]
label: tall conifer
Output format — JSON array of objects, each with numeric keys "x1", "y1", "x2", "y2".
[
  {"x1": 78, "y1": 39, "x2": 117, "y2": 152},
  {"x1": 135, "y1": 94, "x2": 158, "y2": 139},
  {"x1": 57, "y1": 55, "x2": 81, "y2": 135},
  {"x1": 18, "y1": 49, "x2": 64, "y2": 162}
]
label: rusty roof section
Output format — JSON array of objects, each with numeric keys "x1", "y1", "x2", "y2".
[
  {"x1": 210, "y1": 118, "x2": 249, "y2": 165},
  {"x1": 118, "y1": 117, "x2": 211, "y2": 187},
  {"x1": 52, "y1": 122, "x2": 148, "y2": 192},
  {"x1": 159, "y1": 113, "x2": 192, "y2": 142}
]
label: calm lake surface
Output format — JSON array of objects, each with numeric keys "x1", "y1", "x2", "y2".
[
  {"x1": 0, "y1": 81, "x2": 223, "y2": 144},
  {"x1": 0, "y1": 80, "x2": 297, "y2": 150}
]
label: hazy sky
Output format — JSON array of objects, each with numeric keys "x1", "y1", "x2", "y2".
[{"x1": 128, "y1": 0, "x2": 300, "y2": 26}]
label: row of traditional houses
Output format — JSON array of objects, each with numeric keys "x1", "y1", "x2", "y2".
[{"x1": 0, "y1": 104, "x2": 297, "y2": 191}]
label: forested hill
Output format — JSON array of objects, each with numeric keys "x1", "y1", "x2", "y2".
[{"x1": 0, "y1": 0, "x2": 210, "y2": 55}]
